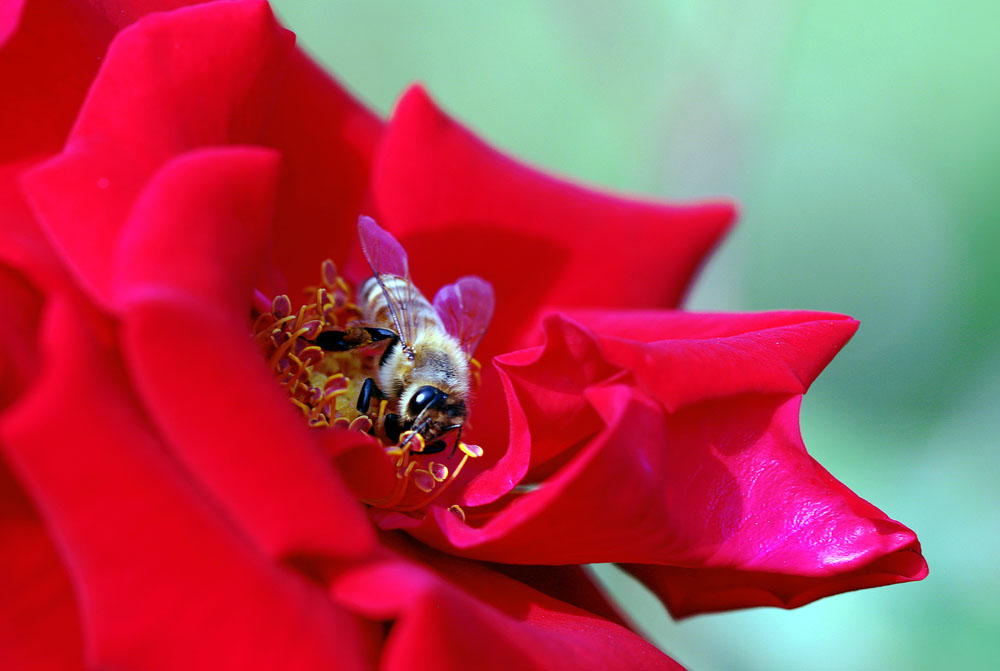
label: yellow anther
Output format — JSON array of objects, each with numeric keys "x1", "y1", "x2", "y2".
[
  {"x1": 399, "y1": 430, "x2": 425, "y2": 453},
  {"x1": 458, "y1": 442, "x2": 484, "y2": 458},
  {"x1": 413, "y1": 470, "x2": 435, "y2": 493},
  {"x1": 429, "y1": 462, "x2": 449, "y2": 482},
  {"x1": 448, "y1": 504, "x2": 466, "y2": 522},
  {"x1": 348, "y1": 415, "x2": 372, "y2": 433}
]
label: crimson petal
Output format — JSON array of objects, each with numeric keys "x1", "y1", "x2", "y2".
[
  {"x1": 262, "y1": 49, "x2": 383, "y2": 297},
  {"x1": 567, "y1": 308, "x2": 860, "y2": 411},
  {"x1": 623, "y1": 542, "x2": 928, "y2": 619},
  {"x1": 1, "y1": 295, "x2": 378, "y2": 671},
  {"x1": 371, "y1": 85, "x2": 736, "y2": 360},
  {"x1": 617, "y1": 391, "x2": 926, "y2": 617},
  {"x1": 0, "y1": 265, "x2": 42, "y2": 408},
  {"x1": 113, "y1": 147, "x2": 374, "y2": 561},
  {"x1": 333, "y1": 536, "x2": 683, "y2": 671},
  {"x1": 390, "y1": 311, "x2": 925, "y2": 614},
  {"x1": 0, "y1": 0, "x2": 112, "y2": 163},
  {"x1": 21, "y1": 0, "x2": 295, "y2": 306},
  {"x1": 0, "y1": 159, "x2": 71, "y2": 290},
  {"x1": 0, "y1": 266, "x2": 82, "y2": 669},
  {"x1": 0, "y1": 456, "x2": 84, "y2": 670}
]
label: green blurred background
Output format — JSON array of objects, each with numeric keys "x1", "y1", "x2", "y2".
[{"x1": 271, "y1": 2, "x2": 999, "y2": 668}]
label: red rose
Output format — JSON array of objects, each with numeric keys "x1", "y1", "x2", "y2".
[{"x1": 0, "y1": 1, "x2": 926, "y2": 669}]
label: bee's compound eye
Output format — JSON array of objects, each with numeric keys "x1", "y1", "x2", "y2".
[{"x1": 408, "y1": 386, "x2": 445, "y2": 415}]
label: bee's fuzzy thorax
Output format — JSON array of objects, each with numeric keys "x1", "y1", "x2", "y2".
[{"x1": 385, "y1": 329, "x2": 470, "y2": 419}]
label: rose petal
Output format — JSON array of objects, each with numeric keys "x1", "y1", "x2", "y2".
[
  {"x1": 415, "y1": 384, "x2": 926, "y2": 608},
  {"x1": 0, "y1": 455, "x2": 84, "y2": 670},
  {"x1": 21, "y1": 0, "x2": 295, "y2": 306},
  {"x1": 1, "y1": 0, "x2": 220, "y2": 162},
  {"x1": 0, "y1": 0, "x2": 24, "y2": 44},
  {"x1": 0, "y1": 265, "x2": 42, "y2": 408},
  {"x1": 623, "y1": 547, "x2": 928, "y2": 619},
  {"x1": 263, "y1": 49, "x2": 383, "y2": 297},
  {"x1": 0, "y1": 160, "x2": 70, "y2": 290},
  {"x1": 386, "y1": 311, "x2": 924, "y2": 613},
  {"x1": 113, "y1": 146, "x2": 280, "y2": 311},
  {"x1": 464, "y1": 309, "x2": 856, "y2": 506},
  {"x1": 0, "y1": 0, "x2": 112, "y2": 162},
  {"x1": 371, "y1": 84, "x2": 736, "y2": 359},
  {"x1": 462, "y1": 311, "x2": 622, "y2": 506},
  {"x1": 567, "y1": 309, "x2": 860, "y2": 411},
  {"x1": 489, "y1": 563, "x2": 631, "y2": 631},
  {"x1": 0, "y1": 295, "x2": 378, "y2": 670},
  {"x1": 403, "y1": 384, "x2": 682, "y2": 564},
  {"x1": 84, "y1": 0, "x2": 216, "y2": 30},
  {"x1": 333, "y1": 536, "x2": 682, "y2": 671},
  {"x1": 324, "y1": 430, "x2": 399, "y2": 503},
  {"x1": 113, "y1": 147, "x2": 374, "y2": 561}
]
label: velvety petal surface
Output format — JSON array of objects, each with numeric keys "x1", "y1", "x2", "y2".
[
  {"x1": 18, "y1": 0, "x2": 382, "y2": 308},
  {"x1": 0, "y1": 265, "x2": 42, "y2": 407},
  {"x1": 623, "y1": 543, "x2": 928, "y2": 619},
  {"x1": 565, "y1": 308, "x2": 862, "y2": 411},
  {"x1": 0, "y1": 295, "x2": 378, "y2": 671},
  {"x1": 333, "y1": 535, "x2": 682, "y2": 671},
  {"x1": 0, "y1": 0, "x2": 216, "y2": 163},
  {"x1": 0, "y1": 160, "x2": 71, "y2": 290},
  {"x1": 261, "y1": 48, "x2": 383, "y2": 297},
  {"x1": 0, "y1": 457, "x2": 84, "y2": 670},
  {"x1": 0, "y1": 0, "x2": 23, "y2": 44},
  {"x1": 380, "y1": 311, "x2": 924, "y2": 614},
  {"x1": 0, "y1": 0, "x2": 112, "y2": 162},
  {"x1": 0, "y1": 265, "x2": 82, "y2": 670},
  {"x1": 83, "y1": 0, "x2": 214, "y2": 28},
  {"x1": 113, "y1": 147, "x2": 373, "y2": 561},
  {"x1": 20, "y1": 0, "x2": 295, "y2": 305},
  {"x1": 488, "y1": 563, "x2": 631, "y2": 630},
  {"x1": 370, "y1": 85, "x2": 736, "y2": 360},
  {"x1": 464, "y1": 310, "x2": 859, "y2": 509}
]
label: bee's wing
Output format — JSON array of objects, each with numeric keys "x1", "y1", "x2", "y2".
[
  {"x1": 358, "y1": 216, "x2": 417, "y2": 347},
  {"x1": 433, "y1": 276, "x2": 495, "y2": 359}
]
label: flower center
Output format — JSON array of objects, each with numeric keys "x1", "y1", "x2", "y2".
[{"x1": 251, "y1": 260, "x2": 483, "y2": 517}]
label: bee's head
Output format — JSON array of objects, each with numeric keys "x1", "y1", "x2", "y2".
[{"x1": 401, "y1": 384, "x2": 467, "y2": 446}]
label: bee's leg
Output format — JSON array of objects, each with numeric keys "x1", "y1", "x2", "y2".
[
  {"x1": 356, "y1": 377, "x2": 386, "y2": 414},
  {"x1": 315, "y1": 326, "x2": 397, "y2": 352},
  {"x1": 422, "y1": 440, "x2": 447, "y2": 455},
  {"x1": 383, "y1": 413, "x2": 402, "y2": 443},
  {"x1": 448, "y1": 425, "x2": 463, "y2": 458}
]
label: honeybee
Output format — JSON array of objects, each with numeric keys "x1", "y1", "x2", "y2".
[{"x1": 316, "y1": 216, "x2": 494, "y2": 454}]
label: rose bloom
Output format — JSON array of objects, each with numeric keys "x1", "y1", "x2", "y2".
[{"x1": 0, "y1": 1, "x2": 927, "y2": 669}]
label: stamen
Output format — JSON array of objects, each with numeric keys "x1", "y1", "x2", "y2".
[
  {"x1": 349, "y1": 415, "x2": 373, "y2": 433},
  {"x1": 251, "y1": 259, "x2": 488, "y2": 517},
  {"x1": 271, "y1": 294, "x2": 291, "y2": 320},
  {"x1": 413, "y1": 470, "x2": 435, "y2": 493},
  {"x1": 429, "y1": 462, "x2": 448, "y2": 482}
]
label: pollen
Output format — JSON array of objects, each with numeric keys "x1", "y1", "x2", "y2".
[{"x1": 251, "y1": 259, "x2": 484, "y2": 516}]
